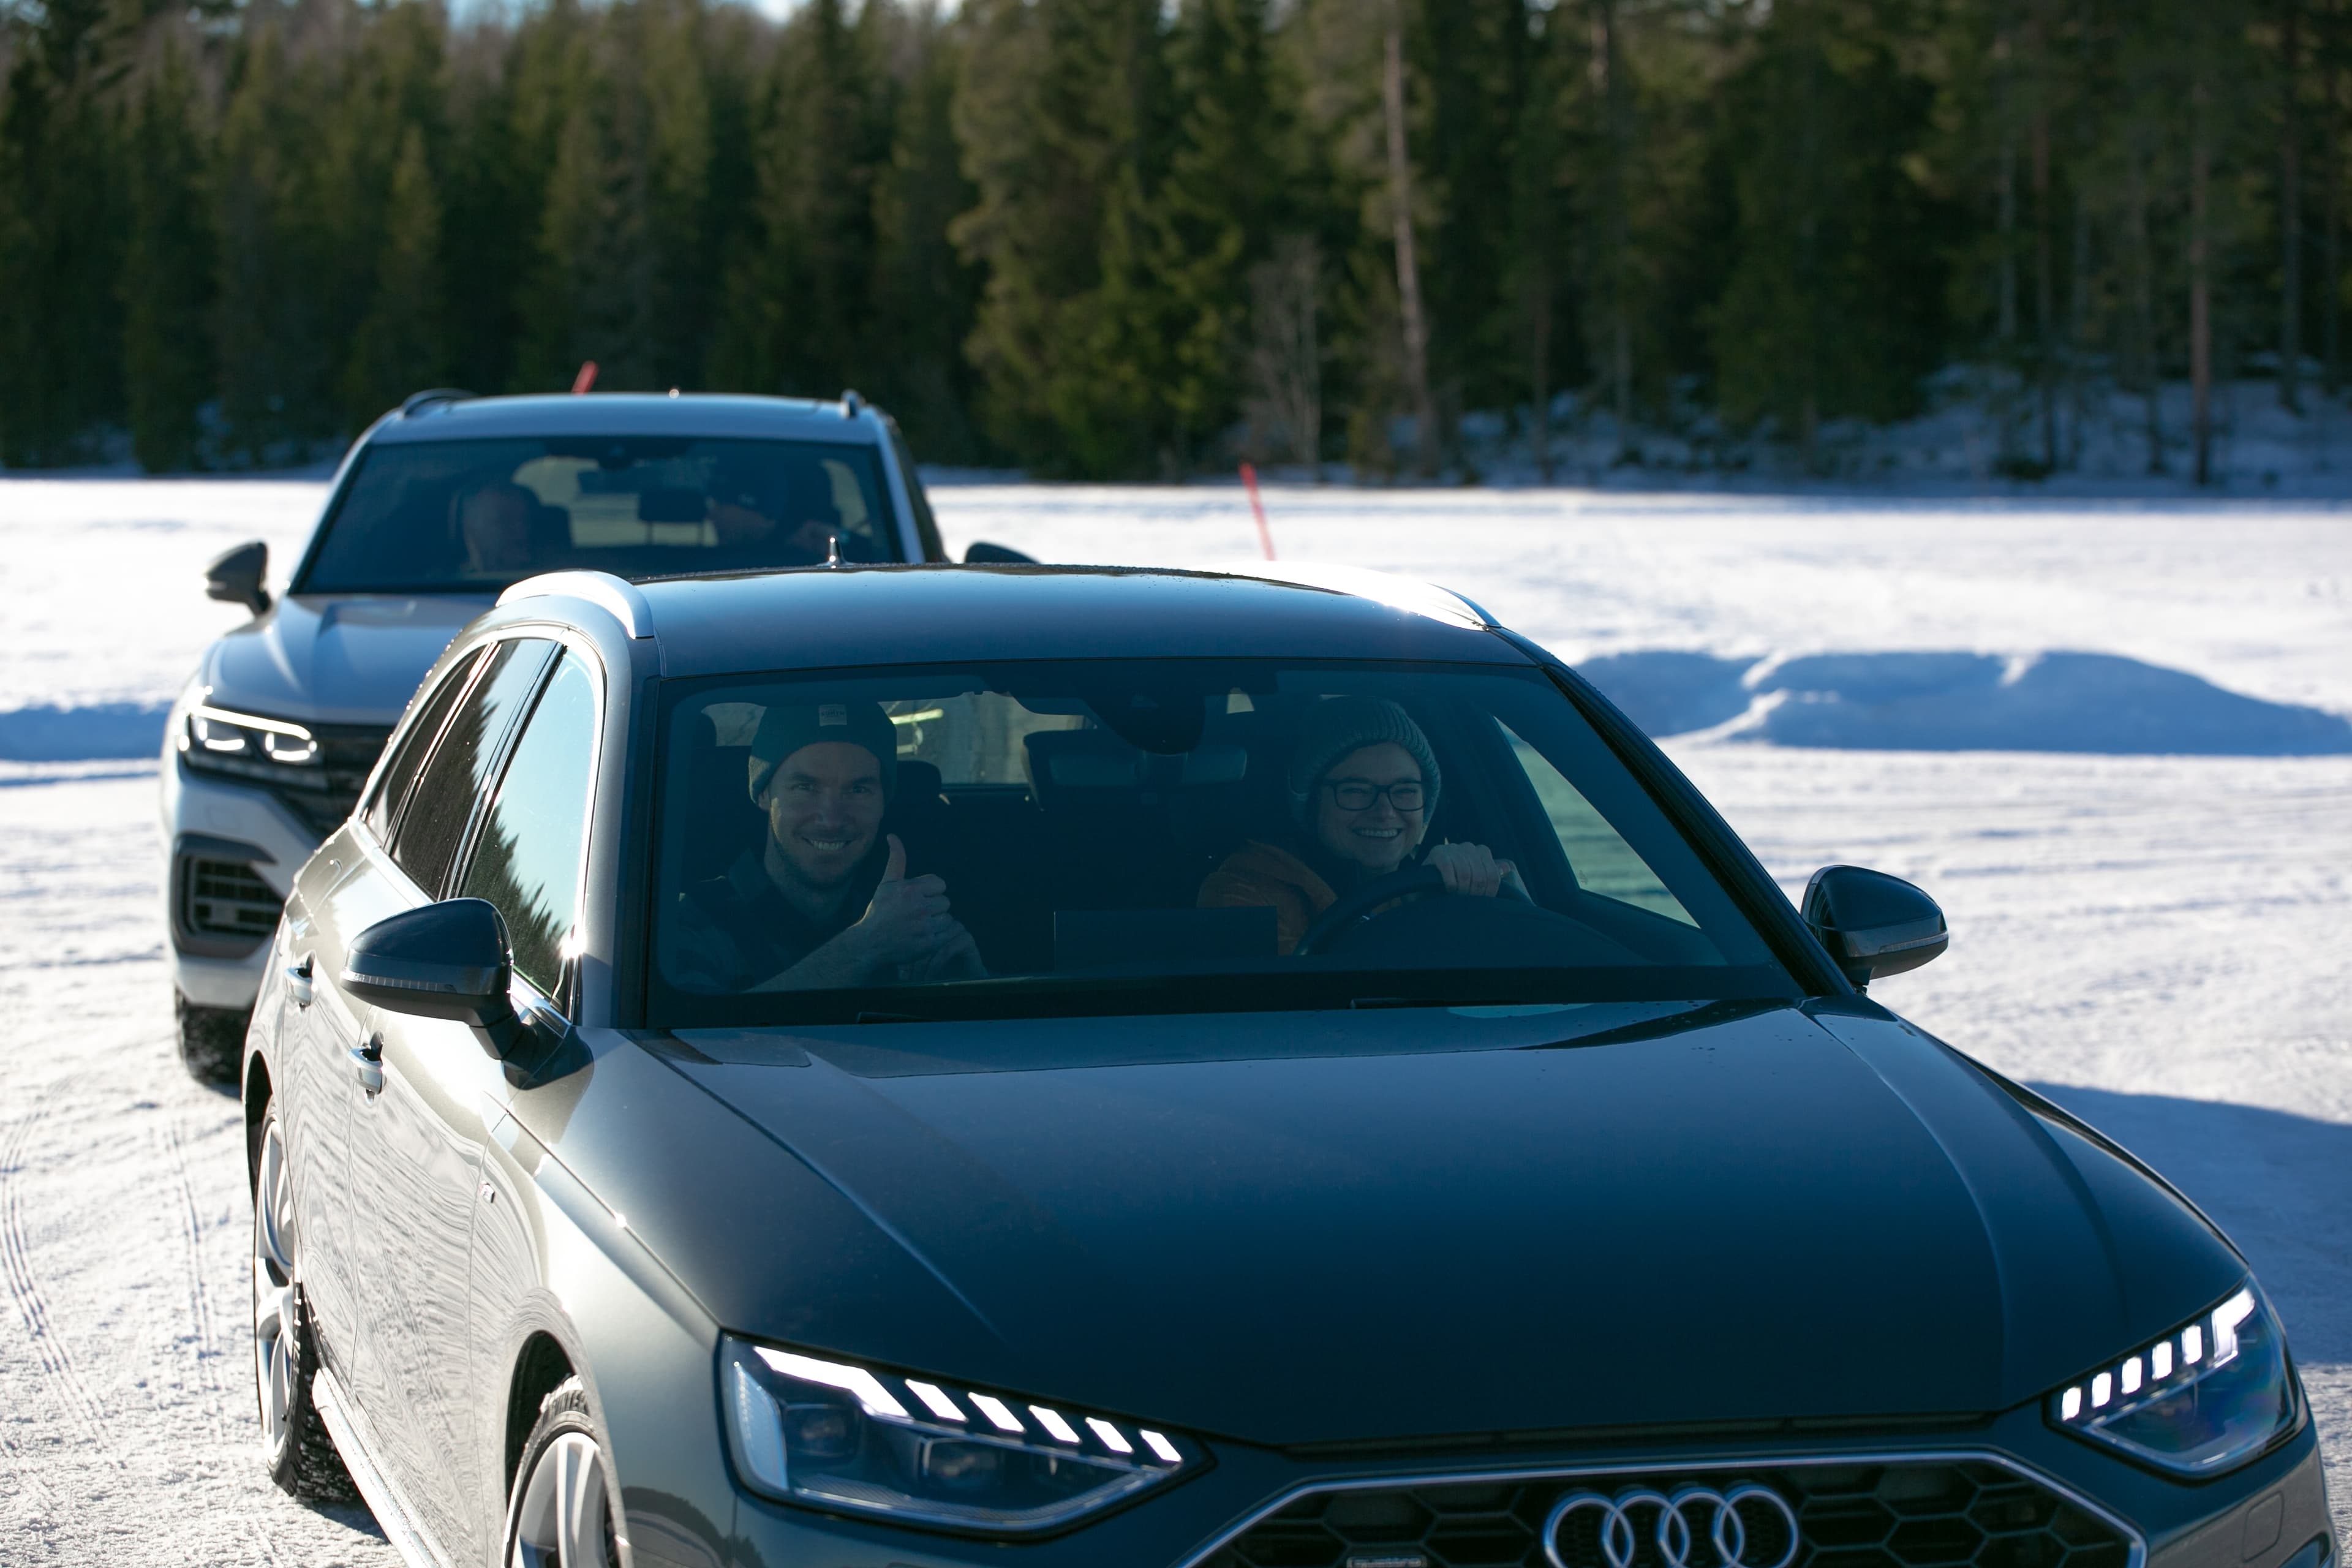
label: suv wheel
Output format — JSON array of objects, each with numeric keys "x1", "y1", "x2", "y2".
[{"x1": 178, "y1": 993, "x2": 247, "y2": 1087}]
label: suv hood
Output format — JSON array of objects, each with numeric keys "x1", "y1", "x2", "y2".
[
  {"x1": 200, "y1": 594, "x2": 487, "y2": 725},
  {"x1": 631, "y1": 1002, "x2": 2243, "y2": 1447}
]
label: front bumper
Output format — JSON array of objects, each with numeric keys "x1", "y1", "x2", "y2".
[
  {"x1": 158, "y1": 756, "x2": 323, "y2": 1010},
  {"x1": 637, "y1": 1396, "x2": 2334, "y2": 1568}
]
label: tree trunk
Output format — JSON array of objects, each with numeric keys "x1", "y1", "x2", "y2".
[
  {"x1": 1531, "y1": 276, "x2": 1553, "y2": 481},
  {"x1": 2327, "y1": 17, "x2": 2344, "y2": 394},
  {"x1": 2031, "y1": 7, "x2": 2057, "y2": 470},
  {"x1": 1998, "y1": 121, "x2": 2019, "y2": 344},
  {"x1": 1382, "y1": 7, "x2": 1438, "y2": 478},
  {"x1": 1594, "y1": 0, "x2": 1633, "y2": 434},
  {"x1": 2283, "y1": 0, "x2": 2306, "y2": 411},
  {"x1": 2192, "y1": 72, "x2": 2215, "y2": 484},
  {"x1": 2130, "y1": 135, "x2": 2164, "y2": 472}
]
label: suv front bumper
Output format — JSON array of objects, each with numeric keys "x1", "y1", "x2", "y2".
[{"x1": 159, "y1": 755, "x2": 325, "y2": 1011}]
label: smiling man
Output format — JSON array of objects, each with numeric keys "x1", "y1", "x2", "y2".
[{"x1": 663, "y1": 700, "x2": 983, "y2": 992}]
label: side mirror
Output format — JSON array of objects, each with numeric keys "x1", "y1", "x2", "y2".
[
  {"x1": 343, "y1": 899, "x2": 529, "y2": 1058},
  {"x1": 963, "y1": 540, "x2": 1038, "y2": 565},
  {"x1": 1801, "y1": 865, "x2": 1948, "y2": 990},
  {"x1": 205, "y1": 540, "x2": 271, "y2": 616}
]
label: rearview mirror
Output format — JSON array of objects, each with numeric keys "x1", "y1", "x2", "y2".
[
  {"x1": 205, "y1": 540, "x2": 271, "y2": 616},
  {"x1": 343, "y1": 898, "x2": 529, "y2": 1058},
  {"x1": 963, "y1": 540, "x2": 1038, "y2": 565},
  {"x1": 1801, "y1": 865, "x2": 1948, "y2": 990}
]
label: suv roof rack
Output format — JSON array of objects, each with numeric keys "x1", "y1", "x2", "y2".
[{"x1": 399, "y1": 388, "x2": 476, "y2": 417}]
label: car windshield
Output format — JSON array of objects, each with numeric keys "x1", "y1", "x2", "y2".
[
  {"x1": 298, "y1": 435, "x2": 900, "y2": 594},
  {"x1": 647, "y1": 658, "x2": 1796, "y2": 1024}
]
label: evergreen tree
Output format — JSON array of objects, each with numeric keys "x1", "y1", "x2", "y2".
[
  {"x1": 714, "y1": 0, "x2": 886, "y2": 398},
  {"x1": 1708, "y1": 0, "x2": 1953, "y2": 461},
  {"x1": 951, "y1": 0, "x2": 1167, "y2": 475},
  {"x1": 344, "y1": 124, "x2": 448, "y2": 420},
  {"x1": 124, "y1": 40, "x2": 215, "y2": 472},
  {"x1": 0, "y1": 0, "x2": 124, "y2": 466}
]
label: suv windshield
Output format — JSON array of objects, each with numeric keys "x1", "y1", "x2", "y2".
[
  {"x1": 649, "y1": 659, "x2": 1795, "y2": 1023},
  {"x1": 299, "y1": 435, "x2": 900, "y2": 593}
]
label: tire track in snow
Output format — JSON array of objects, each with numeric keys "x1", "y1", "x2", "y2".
[{"x1": 0, "y1": 1071, "x2": 126, "y2": 1472}]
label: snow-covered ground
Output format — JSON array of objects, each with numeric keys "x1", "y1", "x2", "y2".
[{"x1": 0, "y1": 477, "x2": 2346, "y2": 1562}]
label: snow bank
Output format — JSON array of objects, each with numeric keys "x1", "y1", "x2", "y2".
[{"x1": 1582, "y1": 649, "x2": 2352, "y2": 754}]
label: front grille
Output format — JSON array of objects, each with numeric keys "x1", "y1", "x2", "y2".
[
  {"x1": 1207, "y1": 1460, "x2": 2130, "y2": 1568},
  {"x1": 183, "y1": 857, "x2": 284, "y2": 943},
  {"x1": 280, "y1": 723, "x2": 393, "y2": 835}
]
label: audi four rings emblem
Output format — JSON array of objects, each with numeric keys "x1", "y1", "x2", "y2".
[{"x1": 1544, "y1": 1483, "x2": 1801, "y2": 1568}]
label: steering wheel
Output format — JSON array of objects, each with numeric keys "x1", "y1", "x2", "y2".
[{"x1": 1293, "y1": 864, "x2": 1531, "y2": 956}]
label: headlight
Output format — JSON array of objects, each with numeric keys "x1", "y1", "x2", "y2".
[
  {"x1": 2048, "y1": 1282, "x2": 2299, "y2": 1474},
  {"x1": 718, "y1": 1337, "x2": 1200, "y2": 1533},
  {"x1": 180, "y1": 703, "x2": 326, "y2": 790}
]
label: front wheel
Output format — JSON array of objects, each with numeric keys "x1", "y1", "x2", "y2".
[
  {"x1": 251, "y1": 1104, "x2": 352, "y2": 1499},
  {"x1": 179, "y1": 993, "x2": 247, "y2": 1087},
  {"x1": 505, "y1": 1376, "x2": 621, "y2": 1568}
]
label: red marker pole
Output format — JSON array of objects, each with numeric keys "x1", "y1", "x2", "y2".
[
  {"x1": 571, "y1": 360, "x2": 598, "y2": 395},
  {"x1": 1240, "y1": 462, "x2": 1276, "y2": 560}
]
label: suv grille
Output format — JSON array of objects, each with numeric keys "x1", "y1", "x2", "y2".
[
  {"x1": 1206, "y1": 1461, "x2": 2130, "y2": 1568},
  {"x1": 185, "y1": 858, "x2": 282, "y2": 941},
  {"x1": 280, "y1": 723, "x2": 393, "y2": 836}
]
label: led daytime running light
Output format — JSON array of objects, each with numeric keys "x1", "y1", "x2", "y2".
[
  {"x1": 720, "y1": 1338, "x2": 1197, "y2": 1534},
  {"x1": 2046, "y1": 1283, "x2": 2297, "y2": 1476}
]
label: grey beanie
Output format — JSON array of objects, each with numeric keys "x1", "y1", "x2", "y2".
[
  {"x1": 748, "y1": 700, "x2": 898, "y2": 803},
  {"x1": 1286, "y1": 696, "x2": 1440, "y2": 824}
]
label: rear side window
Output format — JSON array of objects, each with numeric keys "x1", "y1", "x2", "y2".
[
  {"x1": 366, "y1": 649, "x2": 483, "y2": 845},
  {"x1": 457, "y1": 652, "x2": 600, "y2": 996},
  {"x1": 390, "y1": 639, "x2": 556, "y2": 895}
]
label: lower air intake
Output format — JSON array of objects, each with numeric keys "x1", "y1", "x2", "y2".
[{"x1": 1206, "y1": 1460, "x2": 2131, "y2": 1568}]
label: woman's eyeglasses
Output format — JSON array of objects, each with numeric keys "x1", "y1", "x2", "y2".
[{"x1": 1324, "y1": 778, "x2": 1425, "y2": 813}]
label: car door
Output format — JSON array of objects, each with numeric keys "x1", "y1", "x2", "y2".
[
  {"x1": 277, "y1": 647, "x2": 485, "y2": 1382},
  {"x1": 311, "y1": 636, "x2": 556, "y2": 1562},
  {"x1": 355, "y1": 640, "x2": 603, "y2": 1566}
]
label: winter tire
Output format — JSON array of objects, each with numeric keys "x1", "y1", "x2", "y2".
[
  {"x1": 251, "y1": 1102, "x2": 353, "y2": 1500},
  {"x1": 178, "y1": 993, "x2": 246, "y2": 1087},
  {"x1": 504, "y1": 1375, "x2": 621, "y2": 1568}
]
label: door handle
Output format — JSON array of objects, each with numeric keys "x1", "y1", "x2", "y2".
[
  {"x1": 288, "y1": 955, "x2": 314, "y2": 1008},
  {"x1": 350, "y1": 1036, "x2": 383, "y2": 1096}
]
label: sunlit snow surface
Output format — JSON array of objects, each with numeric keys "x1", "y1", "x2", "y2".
[{"x1": 0, "y1": 477, "x2": 2346, "y2": 1561}]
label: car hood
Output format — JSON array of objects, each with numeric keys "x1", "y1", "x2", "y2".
[
  {"x1": 617, "y1": 1001, "x2": 2244, "y2": 1447},
  {"x1": 200, "y1": 594, "x2": 488, "y2": 725}
]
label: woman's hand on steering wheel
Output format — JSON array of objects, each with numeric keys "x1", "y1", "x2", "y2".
[{"x1": 1425, "y1": 839, "x2": 1518, "y2": 899}]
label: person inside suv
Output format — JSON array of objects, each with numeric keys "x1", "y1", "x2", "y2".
[
  {"x1": 709, "y1": 456, "x2": 875, "y2": 566},
  {"x1": 663, "y1": 700, "x2": 984, "y2": 991},
  {"x1": 456, "y1": 480, "x2": 540, "y2": 576},
  {"x1": 1198, "y1": 697, "x2": 1523, "y2": 953}
]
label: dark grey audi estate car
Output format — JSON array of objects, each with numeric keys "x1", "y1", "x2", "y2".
[{"x1": 239, "y1": 563, "x2": 2336, "y2": 1568}]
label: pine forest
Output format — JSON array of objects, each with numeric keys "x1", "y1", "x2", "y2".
[{"x1": 0, "y1": 0, "x2": 2343, "y2": 481}]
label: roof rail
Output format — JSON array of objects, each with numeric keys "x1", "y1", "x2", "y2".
[
  {"x1": 497, "y1": 570, "x2": 654, "y2": 639},
  {"x1": 399, "y1": 387, "x2": 476, "y2": 417},
  {"x1": 1200, "y1": 560, "x2": 1496, "y2": 630}
]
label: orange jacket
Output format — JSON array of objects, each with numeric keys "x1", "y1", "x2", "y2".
[{"x1": 1197, "y1": 839, "x2": 1338, "y2": 955}]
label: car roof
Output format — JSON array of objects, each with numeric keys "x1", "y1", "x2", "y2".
[
  {"x1": 499, "y1": 565, "x2": 1529, "y2": 674},
  {"x1": 368, "y1": 392, "x2": 884, "y2": 446}
]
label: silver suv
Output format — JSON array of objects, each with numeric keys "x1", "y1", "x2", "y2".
[{"x1": 160, "y1": 389, "x2": 956, "y2": 1080}]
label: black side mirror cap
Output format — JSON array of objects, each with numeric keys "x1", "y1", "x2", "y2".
[
  {"x1": 1801, "y1": 865, "x2": 1948, "y2": 990},
  {"x1": 343, "y1": 898, "x2": 529, "y2": 1058},
  {"x1": 205, "y1": 540, "x2": 271, "y2": 616},
  {"x1": 963, "y1": 540, "x2": 1038, "y2": 565}
]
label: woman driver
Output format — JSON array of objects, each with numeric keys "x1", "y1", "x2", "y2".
[{"x1": 1198, "y1": 696, "x2": 1521, "y2": 954}]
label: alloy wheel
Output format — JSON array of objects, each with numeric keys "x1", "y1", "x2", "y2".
[
  {"x1": 251, "y1": 1115, "x2": 298, "y2": 1457},
  {"x1": 510, "y1": 1430, "x2": 616, "y2": 1568}
]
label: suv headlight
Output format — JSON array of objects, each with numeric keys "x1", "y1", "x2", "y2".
[
  {"x1": 2048, "y1": 1282, "x2": 2299, "y2": 1474},
  {"x1": 180, "y1": 703, "x2": 327, "y2": 790},
  {"x1": 718, "y1": 1337, "x2": 1200, "y2": 1533}
]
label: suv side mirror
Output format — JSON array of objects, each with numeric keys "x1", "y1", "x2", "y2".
[
  {"x1": 1802, "y1": 865, "x2": 1948, "y2": 990},
  {"x1": 963, "y1": 541, "x2": 1038, "y2": 565},
  {"x1": 205, "y1": 540, "x2": 271, "y2": 616},
  {"x1": 343, "y1": 899, "x2": 529, "y2": 1058}
]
